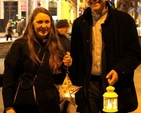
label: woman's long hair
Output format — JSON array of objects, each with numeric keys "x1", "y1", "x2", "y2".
[{"x1": 23, "y1": 7, "x2": 64, "y2": 74}]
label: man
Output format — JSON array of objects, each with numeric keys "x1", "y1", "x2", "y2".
[
  {"x1": 56, "y1": 19, "x2": 71, "y2": 52},
  {"x1": 70, "y1": 0, "x2": 141, "y2": 113},
  {"x1": 55, "y1": 19, "x2": 71, "y2": 113},
  {"x1": 17, "y1": 19, "x2": 26, "y2": 36}
]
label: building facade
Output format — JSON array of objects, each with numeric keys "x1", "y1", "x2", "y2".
[{"x1": 0, "y1": 0, "x2": 83, "y2": 32}]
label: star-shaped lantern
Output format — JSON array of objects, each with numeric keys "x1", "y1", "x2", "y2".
[{"x1": 55, "y1": 68, "x2": 81, "y2": 106}]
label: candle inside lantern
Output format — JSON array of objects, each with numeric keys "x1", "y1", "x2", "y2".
[
  {"x1": 65, "y1": 93, "x2": 70, "y2": 98},
  {"x1": 107, "y1": 99, "x2": 112, "y2": 109},
  {"x1": 106, "y1": 98, "x2": 117, "y2": 110}
]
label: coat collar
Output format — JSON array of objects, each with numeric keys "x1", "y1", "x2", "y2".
[{"x1": 82, "y1": 1, "x2": 113, "y2": 25}]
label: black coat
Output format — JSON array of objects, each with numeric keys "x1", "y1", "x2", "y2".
[
  {"x1": 58, "y1": 32, "x2": 71, "y2": 52},
  {"x1": 2, "y1": 38, "x2": 63, "y2": 113},
  {"x1": 70, "y1": 2, "x2": 141, "y2": 112}
]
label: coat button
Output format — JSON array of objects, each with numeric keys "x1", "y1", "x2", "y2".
[{"x1": 122, "y1": 71, "x2": 125, "y2": 74}]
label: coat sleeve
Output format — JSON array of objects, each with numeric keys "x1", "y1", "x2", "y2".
[
  {"x1": 2, "y1": 40, "x2": 24, "y2": 109},
  {"x1": 112, "y1": 15, "x2": 141, "y2": 79}
]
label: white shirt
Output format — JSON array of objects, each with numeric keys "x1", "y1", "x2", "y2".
[{"x1": 91, "y1": 12, "x2": 107, "y2": 75}]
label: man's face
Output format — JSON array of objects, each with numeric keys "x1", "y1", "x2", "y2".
[
  {"x1": 88, "y1": 0, "x2": 107, "y2": 14},
  {"x1": 58, "y1": 27, "x2": 69, "y2": 35}
]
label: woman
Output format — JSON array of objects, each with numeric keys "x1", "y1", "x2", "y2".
[
  {"x1": 2, "y1": 7, "x2": 72, "y2": 113},
  {"x1": 5, "y1": 19, "x2": 14, "y2": 41}
]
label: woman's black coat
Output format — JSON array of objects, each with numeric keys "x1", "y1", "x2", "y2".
[
  {"x1": 70, "y1": 2, "x2": 141, "y2": 113},
  {"x1": 2, "y1": 38, "x2": 62, "y2": 113}
]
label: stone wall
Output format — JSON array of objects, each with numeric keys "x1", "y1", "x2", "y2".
[{"x1": 0, "y1": 42, "x2": 13, "y2": 58}]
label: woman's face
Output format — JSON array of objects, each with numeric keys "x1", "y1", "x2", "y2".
[{"x1": 33, "y1": 13, "x2": 51, "y2": 39}]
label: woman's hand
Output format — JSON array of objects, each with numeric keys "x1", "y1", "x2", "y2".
[
  {"x1": 63, "y1": 52, "x2": 72, "y2": 67},
  {"x1": 6, "y1": 108, "x2": 16, "y2": 113}
]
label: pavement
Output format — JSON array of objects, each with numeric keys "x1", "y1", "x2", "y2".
[
  {"x1": 0, "y1": 32, "x2": 18, "y2": 42},
  {"x1": 0, "y1": 32, "x2": 141, "y2": 113}
]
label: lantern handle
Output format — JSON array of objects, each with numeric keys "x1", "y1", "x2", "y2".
[{"x1": 66, "y1": 66, "x2": 69, "y2": 74}]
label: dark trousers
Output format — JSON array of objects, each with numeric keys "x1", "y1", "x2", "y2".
[
  {"x1": 6, "y1": 34, "x2": 12, "y2": 41},
  {"x1": 87, "y1": 75, "x2": 104, "y2": 113}
]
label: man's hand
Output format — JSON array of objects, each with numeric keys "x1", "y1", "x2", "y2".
[{"x1": 106, "y1": 70, "x2": 118, "y2": 85}]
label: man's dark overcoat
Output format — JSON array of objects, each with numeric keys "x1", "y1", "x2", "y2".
[{"x1": 70, "y1": 2, "x2": 141, "y2": 113}]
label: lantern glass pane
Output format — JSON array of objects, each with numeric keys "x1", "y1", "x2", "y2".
[{"x1": 103, "y1": 97, "x2": 118, "y2": 112}]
